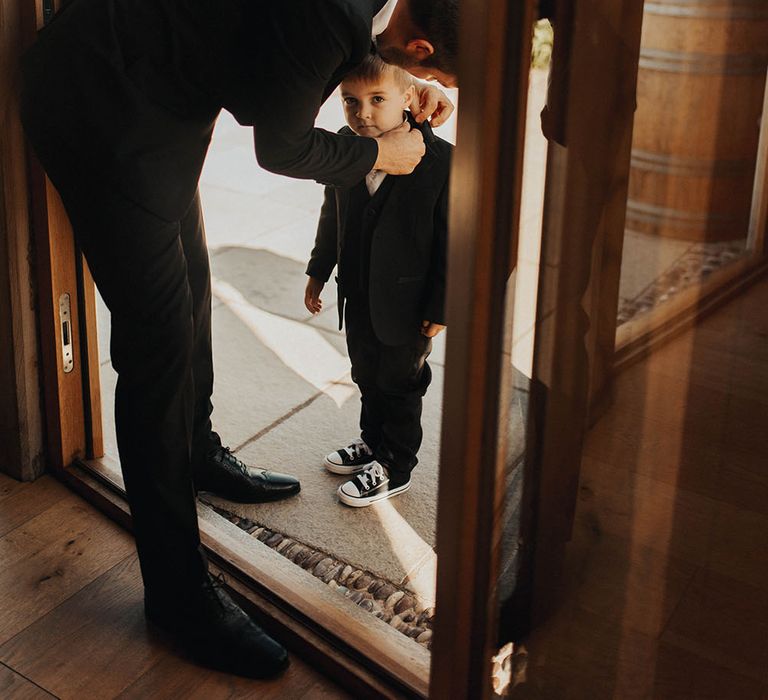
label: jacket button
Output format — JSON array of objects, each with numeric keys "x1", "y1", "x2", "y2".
[{"x1": 367, "y1": 209, "x2": 376, "y2": 216}]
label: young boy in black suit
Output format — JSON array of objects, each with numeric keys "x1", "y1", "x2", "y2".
[{"x1": 304, "y1": 55, "x2": 451, "y2": 507}]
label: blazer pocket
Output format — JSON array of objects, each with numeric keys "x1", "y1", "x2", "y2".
[{"x1": 397, "y1": 274, "x2": 425, "y2": 284}]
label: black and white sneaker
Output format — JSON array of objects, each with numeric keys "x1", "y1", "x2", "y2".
[
  {"x1": 324, "y1": 438, "x2": 375, "y2": 475},
  {"x1": 337, "y1": 461, "x2": 411, "y2": 507}
]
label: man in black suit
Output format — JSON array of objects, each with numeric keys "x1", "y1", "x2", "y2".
[
  {"x1": 305, "y1": 55, "x2": 450, "y2": 508},
  {"x1": 20, "y1": 0, "x2": 458, "y2": 678}
]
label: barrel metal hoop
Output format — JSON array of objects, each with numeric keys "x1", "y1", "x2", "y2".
[
  {"x1": 645, "y1": 2, "x2": 768, "y2": 20},
  {"x1": 639, "y1": 48, "x2": 768, "y2": 75},
  {"x1": 626, "y1": 199, "x2": 743, "y2": 228},
  {"x1": 631, "y1": 150, "x2": 754, "y2": 178}
]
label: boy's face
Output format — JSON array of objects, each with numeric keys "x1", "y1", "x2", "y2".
[{"x1": 341, "y1": 74, "x2": 414, "y2": 138}]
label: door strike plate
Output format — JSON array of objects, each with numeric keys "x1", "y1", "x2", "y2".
[{"x1": 59, "y1": 293, "x2": 74, "y2": 374}]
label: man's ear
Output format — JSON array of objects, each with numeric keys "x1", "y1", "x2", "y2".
[{"x1": 404, "y1": 39, "x2": 435, "y2": 62}]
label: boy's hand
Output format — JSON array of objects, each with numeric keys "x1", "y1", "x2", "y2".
[
  {"x1": 421, "y1": 320, "x2": 446, "y2": 338},
  {"x1": 374, "y1": 122, "x2": 425, "y2": 175},
  {"x1": 304, "y1": 277, "x2": 325, "y2": 314},
  {"x1": 411, "y1": 84, "x2": 455, "y2": 128}
]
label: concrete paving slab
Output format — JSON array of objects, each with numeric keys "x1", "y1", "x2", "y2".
[
  {"x1": 97, "y1": 300, "x2": 336, "y2": 458},
  {"x1": 267, "y1": 179, "x2": 326, "y2": 215},
  {"x1": 96, "y1": 289, "x2": 111, "y2": 366},
  {"x1": 243, "y1": 215, "x2": 322, "y2": 265},
  {"x1": 401, "y1": 548, "x2": 438, "y2": 608},
  {"x1": 200, "y1": 185, "x2": 310, "y2": 249},
  {"x1": 95, "y1": 257, "x2": 348, "y2": 458},
  {"x1": 200, "y1": 141, "x2": 292, "y2": 197},
  {"x1": 99, "y1": 362, "x2": 118, "y2": 459},
  {"x1": 211, "y1": 246, "x2": 314, "y2": 324},
  {"x1": 208, "y1": 299, "x2": 337, "y2": 449},
  {"x1": 206, "y1": 363, "x2": 445, "y2": 588},
  {"x1": 308, "y1": 324, "x2": 348, "y2": 358},
  {"x1": 208, "y1": 110, "x2": 255, "y2": 150}
]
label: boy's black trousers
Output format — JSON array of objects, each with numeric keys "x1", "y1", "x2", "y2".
[
  {"x1": 39, "y1": 168, "x2": 213, "y2": 598},
  {"x1": 344, "y1": 295, "x2": 433, "y2": 484}
]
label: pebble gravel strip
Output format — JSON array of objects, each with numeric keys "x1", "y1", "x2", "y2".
[
  {"x1": 205, "y1": 502, "x2": 434, "y2": 649},
  {"x1": 618, "y1": 239, "x2": 746, "y2": 325}
]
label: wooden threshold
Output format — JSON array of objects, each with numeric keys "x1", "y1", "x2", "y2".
[
  {"x1": 58, "y1": 457, "x2": 430, "y2": 700},
  {"x1": 615, "y1": 255, "x2": 768, "y2": 372}
]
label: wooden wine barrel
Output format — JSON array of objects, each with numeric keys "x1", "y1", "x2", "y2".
[{"x1": 627, "y1": 0, "x2": 768, "y2": 241}]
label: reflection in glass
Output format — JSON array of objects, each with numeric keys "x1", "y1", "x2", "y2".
[
  {"x1": 618, "y1": 4, "x2": 766, "y2": 325},
  {"x1": 493, "y1": 31, "x2": 552, "y2": 694}
]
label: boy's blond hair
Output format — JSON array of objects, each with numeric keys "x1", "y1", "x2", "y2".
[{"x1": 342, "y1": 54, "x2": 414, "y2": 92}]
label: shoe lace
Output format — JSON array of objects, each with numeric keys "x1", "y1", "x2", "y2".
[
  {"x1": 356, "y1": 461, "x2": 387, "y2": 491},
  {"x1": 348, "y1": 440, "x2": 370, "y2": 461},
  {"x1": 216, "y1": 445, "x2": 250, "y2": 475}
]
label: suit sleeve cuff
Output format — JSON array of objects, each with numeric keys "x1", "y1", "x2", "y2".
[{"x1": 306, "y1": 262, "x2": 334, "y2": 284}]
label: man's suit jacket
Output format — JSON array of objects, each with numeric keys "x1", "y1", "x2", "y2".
[
  {"x1": 21, "y1": 0, "x2": 385, "y2": 221},
  {"x1": 306, "y1": 117, "x2": 451, "y2": 347}
]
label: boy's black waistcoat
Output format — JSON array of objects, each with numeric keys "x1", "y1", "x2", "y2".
[
  {"x1": 307, "y1": 117, "x2": 450, "y2": 346},
  {"x1": 20, "y1": 0, "x2": 385, "y2": 221}
]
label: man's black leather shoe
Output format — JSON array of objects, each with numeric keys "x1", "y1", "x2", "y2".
[
  {"x1": 196, "y1": 444, "x2": 301, "y2": 503},
  {"x1": 145, "y1": 574, "x2": 289, "y2": 679}
]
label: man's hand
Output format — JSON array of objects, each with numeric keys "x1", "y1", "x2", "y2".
[
  {"x1": 374, "y1": 122, "x2": 425, "y2": 175},
  {"x1": 304, "y1": 277, "x2": 325, "y2": 314},
  {"x1": 411, "y1": 84, "x2": 455, "y2": 128},
  {"x1": 421, "y1": 320, "x2": 446, "y2": 338}
]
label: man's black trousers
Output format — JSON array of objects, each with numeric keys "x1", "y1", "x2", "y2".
[
  {"x1": 43, "y1": 173, "x2": 214, "y2": 596},
  {"x1": 344, "y1": 296, "x2": 433, "y2": 484}
]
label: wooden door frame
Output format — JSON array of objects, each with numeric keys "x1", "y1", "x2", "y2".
[
  {"x1": 0, "y1": 0, "x2": 46, "y2": 481},
  {"x1": 428, "y1": 0, "x2": 535, "y2": 697}
]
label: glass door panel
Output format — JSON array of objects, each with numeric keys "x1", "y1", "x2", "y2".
[{"x1": 617, "y1": 3, "x2": 768, "y2": 351}]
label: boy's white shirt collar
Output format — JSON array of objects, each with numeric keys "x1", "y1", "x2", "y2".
[
  {"x1": 365, "y1": 169, "x2": 387, "y2": 196},
  {"x1": 372, "y1": 0, "x2": 399, "y2": 40}
]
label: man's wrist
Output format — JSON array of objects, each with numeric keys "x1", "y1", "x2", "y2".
[{"x1": 372, "y1": 136, "x2": 384, "y2": 171}]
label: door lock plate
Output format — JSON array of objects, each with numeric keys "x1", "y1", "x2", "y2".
[{"x1": 59, "y1": 293, "x2": 74, "y2": 374}]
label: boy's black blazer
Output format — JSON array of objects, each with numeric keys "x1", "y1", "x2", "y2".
[
  {"x1": 306, "y1": 117, "x2": 451, "y2": 346},
  {"x1": 21, "y1": 0, "x2": 385, "y2": 221}
]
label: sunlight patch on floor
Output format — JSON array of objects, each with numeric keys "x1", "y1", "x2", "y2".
[
  {"x1": 372, "y1": 499, "x2": 437, "y2": 606},
  {"x1": 212, "y1": 277, "x2": 355, "y2": 407}
]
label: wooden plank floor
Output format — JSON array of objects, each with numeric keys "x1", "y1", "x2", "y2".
[
  {"x1": 516, "y1": 276, "x2": 768, "y2": 698},
  {"x1": 3, "y1": 279, "x2": 767, "y2": 699},
  {"x1": 0, "y1": 474, "x2": 350, "y2": 699}
]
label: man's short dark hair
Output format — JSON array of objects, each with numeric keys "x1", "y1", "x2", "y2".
[{"x1": 408, "y1": 0, "x2": 459, "y2": 76}]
